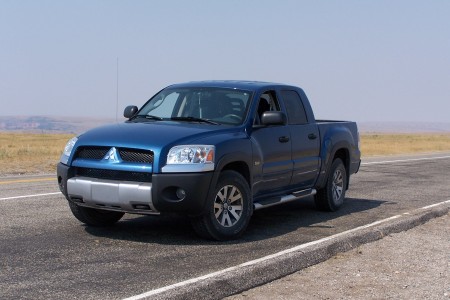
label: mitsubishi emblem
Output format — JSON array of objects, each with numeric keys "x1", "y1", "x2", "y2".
[{"x1": 103, "y1": 147, "x2": 120, "y2": 163}]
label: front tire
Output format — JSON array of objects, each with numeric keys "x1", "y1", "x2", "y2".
[
  {"x1": 191, "y1": 170, "x2": 252, "y2": 240},
  {"x1": 68, "y1": 201, "x2": 124, "y2": 226},
  {"x1": 315, "y1": 158, "x2": 347, "y2": 212}
]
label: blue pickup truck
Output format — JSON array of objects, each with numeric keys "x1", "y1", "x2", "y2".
[{"x1": 57, "y1": 81, "x2": 360, "y2": 240}]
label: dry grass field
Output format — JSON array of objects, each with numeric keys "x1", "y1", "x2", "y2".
[
  {"x1": 1, "y1": 132, "x2": 450, "y2": 176},
  {"x1": 0, "y1": 133, "x2": 73, "y2": 175},
  {"x1": 360, "y1": 133, "x2": 450, "y2": 156}
]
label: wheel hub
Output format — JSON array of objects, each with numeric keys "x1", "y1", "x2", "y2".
[
  {"x1": 214, "y1": 185, "x2": 243, "y2": 227},
  {"x1": 332, "y1": 169, "x2": 344, "y2": 201}
]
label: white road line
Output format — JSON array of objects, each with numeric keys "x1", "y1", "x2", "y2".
[
  {"x1": 361, "y1": 155, "x2": 450, "y2": 166},
  {"x1": 122, "y1": 199, "x2": 450, "y2": 300},
  {"x1": 421, "y1": 199, "x2": 450, "y2": 210},
  {"x1": 0, "y1": 192, "x2": 61, "y2": 201}
]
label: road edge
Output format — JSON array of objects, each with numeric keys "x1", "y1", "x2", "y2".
[{"x1": 127, "y1": 200, "x2": 450, "y2": 300}]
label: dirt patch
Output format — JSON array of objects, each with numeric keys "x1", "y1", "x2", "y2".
[{"x1": 226, "y1": 213, "x2": 450, "y2": 299}]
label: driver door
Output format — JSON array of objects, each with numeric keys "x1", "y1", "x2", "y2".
[{"x1": 251, "y1": 90, "x2": 293, "y2": 195}]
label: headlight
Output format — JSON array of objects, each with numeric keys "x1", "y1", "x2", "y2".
[
  {"x1": 163, "y1": 145, "x2": 215, "y2": 173},
  {"x1": 60, "y1": 137, "x2": 78, "y2": 164},
  {"x1": 167, "y1": 145, "x2": 214, "y2": 164}
]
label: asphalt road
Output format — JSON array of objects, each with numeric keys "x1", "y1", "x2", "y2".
[{"x1": 1, "y1": 152, "x2": 449, "y2": 299}]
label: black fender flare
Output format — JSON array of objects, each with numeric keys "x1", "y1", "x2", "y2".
[{"x1": 198, "y1": 152, "x2": 253, "y2": 216}]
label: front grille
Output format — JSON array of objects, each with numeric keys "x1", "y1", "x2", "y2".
[
  {"x1": 74, "y1": 146, "x2": 154, "y2": 164},
  {"x1": 119, "y1": 149, "x2": 154, "y2": 163},
  {"x1": 76, "y1": 147, "x2": 110, "y2": 160},
  {"x1": 75, "y1": 168, "x2": 152, "y2": 182}
]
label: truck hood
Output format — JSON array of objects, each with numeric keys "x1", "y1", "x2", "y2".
[
  {"x1": 72, "y1": 121, "x2": 243, "y2": 172},
  {"x1": 76, "y1": 121, "x2": 233, "y2": 150}
]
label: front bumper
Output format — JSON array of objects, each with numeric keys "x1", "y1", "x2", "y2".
[
  {"x1": 67, "y1": 176, "x2": 157, "y2": 214},
  {"x1": 57, "y1": 163, "x2": 214, "y2": 216}
]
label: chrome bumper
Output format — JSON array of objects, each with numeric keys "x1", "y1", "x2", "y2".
[{"x1": 67, "y1": 177, "x2": 159, "y2": 215}]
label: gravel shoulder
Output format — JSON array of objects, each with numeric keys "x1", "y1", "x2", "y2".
[{"x1": 227, "y1": 212, "x2": 450, "y2": 300}]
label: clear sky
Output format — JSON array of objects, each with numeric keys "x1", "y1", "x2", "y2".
[{"x1": 1, "y1": 0, "x2": 449, "y2": 122}]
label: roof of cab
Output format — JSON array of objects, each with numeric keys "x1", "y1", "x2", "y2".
[{"x1": 166, "y1": 80, "x2": 295, "y2": 91}]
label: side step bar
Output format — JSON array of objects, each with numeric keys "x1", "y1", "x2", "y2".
[{"x1": 253, "y1": 188, "x2": 317, "y2": 211}]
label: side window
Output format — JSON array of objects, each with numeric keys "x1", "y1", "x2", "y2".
[
  {"x1": 254, "y1": 90, "x2": 281, "y2": 125},
  {"x1": 281, "y1": 90, "x2": 308, "y2": 125}
]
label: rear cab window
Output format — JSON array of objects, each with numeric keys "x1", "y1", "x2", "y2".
[{"x1": 280, "y1": 90, "x2": 308, "y2": 125}]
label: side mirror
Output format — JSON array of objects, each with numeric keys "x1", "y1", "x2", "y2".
[
  {"x1": 261, "y1": 111, "x2": 287, "y2": 126},
  {"x1": 123, "y1": 105, "x2": 138, "y2": 118}
]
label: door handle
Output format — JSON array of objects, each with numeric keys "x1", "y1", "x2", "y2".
[
  {"x1": 279, "y1": 136, "x2": 290, "y2": 143},
  {"x1": 308, "y1": 133, "x2": 317, "y2": 140}
]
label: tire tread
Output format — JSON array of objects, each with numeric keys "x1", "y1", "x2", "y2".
[
  {"x1": 314, "y1": 158, "x2": 347, "y2": 212},
  {"x1": 68, "y1": 201, "x2": 124, "y2": 226},
  {"x1": 191, "y1": 170, "x2": 252, "y2": 240}
]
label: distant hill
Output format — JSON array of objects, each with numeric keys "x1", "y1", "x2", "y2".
[
  {"x1": 0, "y1": 116, "x2": 449, "y2": 134},
  {"x1": 0, "y1": 116, "x2": 116, "y2": 134}
]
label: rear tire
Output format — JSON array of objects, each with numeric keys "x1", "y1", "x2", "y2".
[
  {"x1": 68, "y1": 201, "x2": 124, "y2": 226},
  {"x1": 315, "y1": 158, "x2": 347, "y2": 212},
  {"x1": 191, "y1": 170, "x2": 252, "y2": 240}
]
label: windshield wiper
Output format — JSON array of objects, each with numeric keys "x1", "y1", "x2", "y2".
[
  {"x1": 130, "y1": 114, "x2": 163, "y2": 121},
  {"x1": 171, "y1": 116, "x2": 219, "y2": 125}
]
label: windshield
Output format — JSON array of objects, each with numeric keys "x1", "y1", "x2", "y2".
[{"x1": 137, "y1": 87, "x2": 252, "y2": 125}]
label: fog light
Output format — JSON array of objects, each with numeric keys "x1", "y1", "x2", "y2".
[{"x1": 176, "y1": 188, "x2": 186, "y2": 200}]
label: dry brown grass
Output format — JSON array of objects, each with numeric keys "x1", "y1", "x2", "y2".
[
  {"x1": 0, "y1": 132, "x2": 73, "y2": 175},
  {"x1": 360, "y1": 133, "x2": 450, "y2": 156},
  {"x1": 1, "y1": 132, "x2": 450, "y2": 176}
]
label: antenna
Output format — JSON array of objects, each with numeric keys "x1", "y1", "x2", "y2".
[{"x1": 116, "y1": 57, "x2": 119, "y2": 122}]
